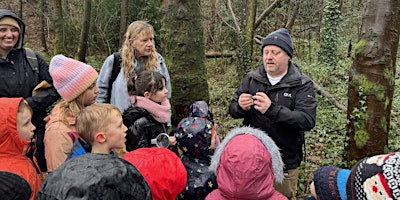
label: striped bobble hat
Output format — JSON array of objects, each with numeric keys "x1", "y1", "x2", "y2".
[{"x1": 49, "y1": 55, "x2": 98, "y2": 102}]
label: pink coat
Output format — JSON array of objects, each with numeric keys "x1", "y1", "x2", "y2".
[{"x1": 206, "y1": 128, "x2": 287, "y2": 200}]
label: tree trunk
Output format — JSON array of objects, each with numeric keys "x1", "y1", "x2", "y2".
[
  {"x1": 236, "y1": 0, "x2": 257, "y2": 79},
  {"x1": 39, "y1": 0, "x2": 48, "y2": 52},
  {"x1": 160, "y1": 0, "x2": 209, "y2": 125},
  {"x1": 345, "y1": 0, "x2": 400, "y2": 162},
  {"x1": 52, "y1": 0, "x2": 65, "y2": 54},
  {"x1": 285, "y1": 0, "x2": 301, "y2": 31},
  {"x1": 78, "y1": 0, "x2": 91, "y2": 62},
  {"x1": 119, "y1": 0, "x2": 128, "y2": 48}
]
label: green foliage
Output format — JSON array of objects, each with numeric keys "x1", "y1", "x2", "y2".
[{"x1": 318, "y1": 0, "x2": 340, "y2": 67}]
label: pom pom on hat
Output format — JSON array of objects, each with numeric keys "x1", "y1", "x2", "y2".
[
  {"x1": 313, "y1": 166, "x2": 350, "y2": 200},
  {"x1": 123, "y1": 148, "x2": 187, "y2": 200},
  {"x1": 261, "y1": 28, "x2": 294, "y2": 58},
  {"x1": 0, "y1": 16, "x2": 20, "y2": 32},
  {"x1": 49, "y1": 55, "x2": 98, "y2": 102}
]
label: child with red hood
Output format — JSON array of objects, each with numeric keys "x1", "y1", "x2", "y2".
[{"x1": 0, "y1": 98, "x2": 42, "y2": 200}]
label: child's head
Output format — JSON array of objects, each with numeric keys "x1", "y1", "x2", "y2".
[
  {"x1": 188, "y1": 100, "x2": 214, "y2": 122},
  {"x1": 49, "y1": 54, "x2": 99, "y2": 106},
  {"x1": 37, "y1": 153, "x2": 152, "y2": 199},
  {"x1": 310, "y1": 166, "x2": 350, "y2": 200},
  {"x1": 127, "y1": 71, "x2": 167, "y2": 103},
  {"x1": 76, "y1": 104, "x2": 127, "y2": 153},
  {"x1": 207, "y1": 127, "x2": 285, "y2": 200},
  {"x1": 123, "y1": 148, "x2": 187, "y2": 200},
  {"x1": 175, "y1": 117, "x2": 215, "y2": 161},
  {"x1": 16, "y1": 100, "x2": 35, "y2": 142}
]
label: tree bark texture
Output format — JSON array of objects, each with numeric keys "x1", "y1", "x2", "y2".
[
  {"x1": 39, "y1": 0, "x2": 48, "y2": 52},
  {"x1": 345, "y1": 0, "x2": 400, "y2": 161},
  {"x1": 52, "y1": 0, "x2": 65, "y2": 54},
  {"x1": 78, "y1": 0, "x2": 91, "y2": 62},
  {"x1": 160, "y1": 0, "x2": 209, "y2": 125},
  {"x1": 119, "y1": 0, "x2": 128, "y2": 48}
]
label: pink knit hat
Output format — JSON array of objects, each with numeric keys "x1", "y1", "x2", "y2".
[{"x1": 49, "y1": 55, "x2": 98, "y2": 102}]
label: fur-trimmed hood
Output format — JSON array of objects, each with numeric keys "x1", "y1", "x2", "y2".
[{"x1": 206, "y1": 127, "x2": 286, "y2": 200}]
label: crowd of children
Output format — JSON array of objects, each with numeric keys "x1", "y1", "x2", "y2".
[{"x1": 1, "y1": 9, "x2": 399, "y2": 200}]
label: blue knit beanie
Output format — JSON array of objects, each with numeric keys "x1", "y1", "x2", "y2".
[
  {"x1": 313, "y1": 166, "x2": 350, "y2": 200},
  {"x1": 261, "y1": 28, "x2": 294, "y2": 58}
]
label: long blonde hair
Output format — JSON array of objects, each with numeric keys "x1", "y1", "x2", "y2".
[
  {"x1": 121, "y1": 21, "x2": 158, "y2": 78},
  {"x1": 58, "y1": 98, "x2": 85, "y2": 124}
]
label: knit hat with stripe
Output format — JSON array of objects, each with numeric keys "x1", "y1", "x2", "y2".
[{"x1": 49, "y1": 55, "x2": 98, "y2": 102}]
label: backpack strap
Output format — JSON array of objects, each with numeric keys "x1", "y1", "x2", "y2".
[
  {"x1": 106, "y1": 52, "x2": 122, "y2": 103},
  {"x1": 25, "y1": 48, "x2": 39, "y2": 74}
]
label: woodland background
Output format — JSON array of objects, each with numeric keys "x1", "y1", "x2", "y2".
[{"x1": 1, "y1": 0, "x2": 400, "y2": 198}]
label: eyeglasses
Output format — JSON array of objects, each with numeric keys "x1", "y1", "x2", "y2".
[{"x1": 151, "y1": 133, "x2": 170, "y2": 148}]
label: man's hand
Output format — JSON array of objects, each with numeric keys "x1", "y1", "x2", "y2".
[
  {"x1": 238, "y1": 93, "x2": 254, "y2": 111},
  {"x1": 253, "y1": 92, "x2": 271, "y2": 114}
]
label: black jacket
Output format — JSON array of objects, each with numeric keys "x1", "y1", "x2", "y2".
[
  {"x1": 37, "y1": 153, "x2": 152, "y2": 200},
  {"x1": 229, "y1": 61, "x2": 317, "y2": 170},
  {"x1": 0, "y1": 10, "x2": 60, "y2": 130},
  {"x1": 122, "y1": 106, "x2": 168, "y2": 152}
]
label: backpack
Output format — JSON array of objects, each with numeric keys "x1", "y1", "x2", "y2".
[
  {"x1": 106, "y1": 52, "x2": 122, "y2": 103},
  {"x1": 25, "y1": 48, "x2": 39, "y2": 74}
]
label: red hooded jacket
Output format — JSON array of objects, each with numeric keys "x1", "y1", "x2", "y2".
[{"x1": 0, "y1": 98, "x2": 42, "y2": 200}]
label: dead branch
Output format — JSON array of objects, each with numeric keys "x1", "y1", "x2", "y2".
[
  {"x1": 227, "y1": 0, "x2": 241, "y2": 32},
  {"x1": 255, "y1": 0, "x2": 283, "y2": 29}
]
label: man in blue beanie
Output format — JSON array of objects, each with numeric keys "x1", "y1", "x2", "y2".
[{"x1": 229, "y1": 28, "x2": 317, "y2": 199}]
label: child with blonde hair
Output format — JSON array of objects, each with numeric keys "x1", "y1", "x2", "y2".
[
  {"x1": 44, "y1": 54, "x2": 99, "y2": 172},
  {"x1": 37, "y1": 104, "x2": 152, "y2": 199}
]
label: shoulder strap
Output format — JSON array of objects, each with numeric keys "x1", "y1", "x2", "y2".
[
  {"x1": 106, "y1": 52, "x2": 122, "y2": 103},
  {"x1": 25, "y1": 48, "x2": 39, "y2": 74}
]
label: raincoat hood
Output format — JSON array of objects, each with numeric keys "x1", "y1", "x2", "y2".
[
  {"x1": 0, "y1": 97, "x2": 30, "y2": 156},
  {"x1": 206, "y1": 127, "x2": 286, "y2": 200},
  {"x1": 0, "y1": 9, "x2": 25, "y2": 49}
]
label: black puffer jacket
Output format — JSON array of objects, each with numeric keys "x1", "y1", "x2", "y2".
[
  {"x1": 36, "y1": 153, "x2": 152, "y2": 200},
  {"x1": 229, "y1": 61, "x2": 317, "y2": 170},
  {"x1": 0, "y1": 10, "x2": 60, "y2": 130},
  {"x1": 122, "y1": 106, "x2": 168, "y2": 152}
]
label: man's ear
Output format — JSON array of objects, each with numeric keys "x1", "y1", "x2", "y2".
[{"x1": 95, "y1": 132, "x2": 106, "y2": 144}]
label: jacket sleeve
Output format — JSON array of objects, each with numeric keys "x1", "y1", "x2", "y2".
[
  {"x1": 229, "y1": 74, "x2": 251, "y2": 119},
  {"x1": 44, "y1": 122, "x2": 73, "y2": 172},
  {"x1": 24, "y1": 52, "x2": 60, "y2": 112},
  {"x1": 157, "y1": 53, "x2": 172, "y2": 99},
  {"x1": 96, "y1": 54, "x2": 114, "y2": 103},
  {"x1": 265, "y1": 80, "x2": 317, "y2": 131}
]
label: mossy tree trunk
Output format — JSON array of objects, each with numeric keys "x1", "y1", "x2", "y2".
[
  {"x1": 237, "y1": 0, "x2": 257, "y2": 79},
  {"x1": 78, "y1": 0, "x2": 91, "y2": 62},
  {"x1": 52, "y1": 0, "x2": 65, "y2": 54},
  {"x1": 345, "y1": 0, "x2": 400, "y2": 162},
  {"x1": 160, "y1": 0, "x2": 208, "y2": 125}
]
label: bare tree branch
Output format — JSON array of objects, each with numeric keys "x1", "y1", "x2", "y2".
[
  {"x1": 227, "y1": 0, "x2": 241, "y2": 32},
  {"x1": 216, "y1": 11, "x2": 237, "y2": 32},
  {"x1": 255, "y1": 0, "x2": 282, "y2": 29}
]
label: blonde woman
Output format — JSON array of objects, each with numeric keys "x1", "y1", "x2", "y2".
[{"x1": 96, "y1": 21, "x2": 171, "y2": 112}]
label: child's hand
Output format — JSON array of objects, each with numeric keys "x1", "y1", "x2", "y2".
[{"x1": 169, "y1": 136, "x2": 177, "y2": 146}]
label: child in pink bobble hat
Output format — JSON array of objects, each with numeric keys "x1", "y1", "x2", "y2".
[{"x1": 44, "y1": 54, "x2": 99, "y2": 172}]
